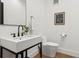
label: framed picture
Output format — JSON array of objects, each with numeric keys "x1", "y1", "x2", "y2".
[{"x1": 54, "y1": 12, "x2": 65, "y2": 25}]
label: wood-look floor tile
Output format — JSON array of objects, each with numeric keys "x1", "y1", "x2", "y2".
[{"x1": 34, "y1": 52, "x2": 74, "y2": 58}]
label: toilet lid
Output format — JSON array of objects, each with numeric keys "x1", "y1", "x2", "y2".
[{"x1": 43, "y1": 42, "x2": 59, "y2": 46}]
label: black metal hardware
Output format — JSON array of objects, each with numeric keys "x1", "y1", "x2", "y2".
[
  {"x1": 11, "y1": 33, "x2": 16, "y2": 37},
  {"x1": 0, "y1": 42, "x2": 42, "y2": 58}
]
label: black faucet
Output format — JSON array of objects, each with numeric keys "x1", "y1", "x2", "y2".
[{"x1": 18, "y1": 25, "x2": 24, "y2": 37}]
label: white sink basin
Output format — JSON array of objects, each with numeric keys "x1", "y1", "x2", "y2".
[{"x1": 0, "y1": 35, "x2": 42, "y2": 53}]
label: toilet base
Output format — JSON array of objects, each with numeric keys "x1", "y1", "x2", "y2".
[{"x1": 42, "y1": 42, "x2": 59, "y2": 58}]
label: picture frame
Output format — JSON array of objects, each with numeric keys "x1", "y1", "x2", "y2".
[{"x1": 54, "y1": 12, "x2": 65, "y2": 25}]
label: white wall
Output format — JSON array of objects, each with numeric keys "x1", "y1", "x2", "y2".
[
  {"x1": 46, "y1": 0, "x2": 79, "y2": 57},
  {"x1": 29, "y1": 0, "x2": 79, "y2": 57},
  {"x1": 27, "y1": 0, "x2": 79, "y2": 57},
  {"x1": 26, "y1": 0, "x2": 47, "y2": 57},
  {"x1": 26, "y1": 0, "x2": 48, "y2": 35}
]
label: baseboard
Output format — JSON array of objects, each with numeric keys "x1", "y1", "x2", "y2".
[
  {"x1": 58, "y1": 48, "x2": 79, "y2": 57},
  {"x1": 27, "y1": 47, "x2": 79, "y2": 58}
]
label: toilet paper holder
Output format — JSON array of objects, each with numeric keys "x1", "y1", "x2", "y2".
[{"x1": 60, "y1": 33, "x2": 67, "y2": 39}]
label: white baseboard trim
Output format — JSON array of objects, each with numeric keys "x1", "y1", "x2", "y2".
[
  {"x1": 27, "y1": 47, "x2": 79, "y2": 58},
  {"x1": 58, "y1": 48, "x2": 79, "y2": 57}
]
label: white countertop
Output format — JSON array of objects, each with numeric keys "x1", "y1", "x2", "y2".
[
  {"x1": 1, "y1": 35, "x2": 41, "y2": 43},
  {"x1": 0, "y1": 35, "x2": 42, "y2": 53}
]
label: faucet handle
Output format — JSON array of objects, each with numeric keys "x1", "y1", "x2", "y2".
[
  {"x1": 21, "y1": 32, "x2": 24, "y2": 36},
  {"x1": 11, "y1": 33, "x2": 16, "y2": 37}
]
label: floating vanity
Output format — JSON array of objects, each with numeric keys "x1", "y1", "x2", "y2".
[{"x1": 0, "y1": 35, "x2": 42, "y2": 58}]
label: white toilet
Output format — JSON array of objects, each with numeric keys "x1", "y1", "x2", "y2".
[{"x1": 41, "y1": 36, "x2": 59, "y2": 57}]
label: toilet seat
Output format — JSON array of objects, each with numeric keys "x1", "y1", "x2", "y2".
[
  {"x1": 43, "y1": 42, "x2": 59, "y2": 46},
  {"x1": 41, "y1": 35, "x2": 59, "y2": 46}
]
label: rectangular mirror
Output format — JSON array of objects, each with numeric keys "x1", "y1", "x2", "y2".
[
  {"x1": 0, "y1": 0, "x2": 26, "y2": 25},
  {"x1": 0, "y1": 1, "x2": 3, "y2": 24}
]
